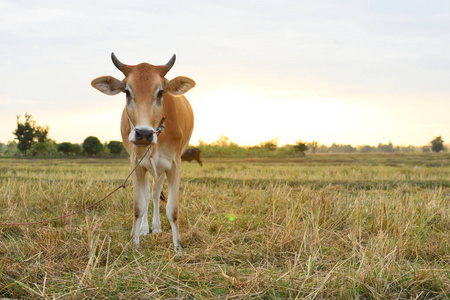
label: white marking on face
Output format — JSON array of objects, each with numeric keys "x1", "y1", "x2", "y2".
[
  {"x1": 125, "y1": 85, "x2": 134, "y2": 103},
  {"x1": 154, "y1": 85, "x2": 164, "y2": 105}
]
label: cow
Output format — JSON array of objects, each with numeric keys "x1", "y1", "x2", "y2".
[
  {"x1": 181, "y1": 147, "x2": 203, "y2": 166},
  {"x1": 91, "y1": 53, "x2": 195, "y2": 252}
]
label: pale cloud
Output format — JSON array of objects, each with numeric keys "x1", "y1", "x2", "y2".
[{"x1": 0, "y1": 0, "x2": 449, "y2": 146}]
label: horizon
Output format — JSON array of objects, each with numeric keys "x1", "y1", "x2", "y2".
[
  {"x1": 1, "y1": 118, "x2": 446, "y2": 149},
  {"x1": 1, "y1": 1, "x2": 449, "y2": 147}
]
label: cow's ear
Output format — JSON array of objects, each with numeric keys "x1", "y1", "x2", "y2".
[
  {"x1": 91, "y1": 76, "x2": 125, "y2": 95},
  {"x1": 165, "y1": 76, "x2": 195, "y2": 96}
]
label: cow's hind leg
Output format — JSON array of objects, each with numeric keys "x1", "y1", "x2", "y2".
[{"x1": 151, "y1": 173, "x2": 166, "y2": 234}]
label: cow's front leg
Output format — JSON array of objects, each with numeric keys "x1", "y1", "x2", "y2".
[
  {"x1": 151, "y1": 173, "x2": 166, "y2": 234},
  {"x1": 131, "y1": 166, "x2": 150, "y2": 247},
  {"x1": 167, "y1": 159, "x2": 182, "y2": 253}
]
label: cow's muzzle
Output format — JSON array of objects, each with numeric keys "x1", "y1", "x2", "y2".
[{"x1": 134, "y1": 128, "x2": 154, "y2": 144}]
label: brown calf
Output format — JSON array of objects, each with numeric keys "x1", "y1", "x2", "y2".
[{"x1": 181, "y1": 148, "x2": 203, "y2": 166}]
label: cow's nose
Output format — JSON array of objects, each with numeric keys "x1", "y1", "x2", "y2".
[{"x1": 135, "y1": 128, "x2": 153, "y2": 142}]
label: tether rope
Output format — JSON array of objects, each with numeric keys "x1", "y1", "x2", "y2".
[{"x1": 0, "y1": 117, "x2": 166, "y2": 227}]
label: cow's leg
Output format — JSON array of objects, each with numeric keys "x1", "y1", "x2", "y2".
[
  {"x1": 151, "y1": 173, "x2": 166, "y2": 234},
  {"x1": 131, "y1": 165, "x2": 149, "y2": 247},
  {"x1": 166, "y1": 159, "x2": 182, "y2": 252},
  {"x1": 139, "y1": 173, "x2": 151, "y2": 236}
]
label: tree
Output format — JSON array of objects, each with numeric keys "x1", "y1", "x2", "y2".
[
  {"x1": 31, "y1": 142, "x2": 48, "y2": 156},
  {"x1": 422, "y1": 146, "x2": 431, "y2": 153},
  {"x1": 359, "y1": 145, "x2": 375, "y2": 153},
  {"x1": 13, "y1": 113, "x2": 35, "y2": 153},
  {"x1": 35, "y1": 125, "x2": 49, "y2": 143},
  {"x1": 57, "y1": 142, "x2": 74, "y2": 155},
  {"x1": 12, "y1": 113, "x2": 50, "y2": 154},
  {"x1": 329, "y1": 143, "x2": 356, "y2": 153},
  {"x1": 294, "y1": 140, "x2": 308, "y2": 156},
  {"x1": 6, "y1": 140, "x2": 18, "y2": 155},
  {"x1": 108, "y1": 141, "x2": 124, "y2": 155},
  {"x1": 82, "y1": 136, "x2": 103, "y2": 156},
  {"x1": 260, "y1": 139, "x2": 278, "y2": 151},
  {"x1": 214, "y1": 134, "x2": 237, "y2": 147},
  {"x1": 71, "y1": 144, "x2": 82, "y2": 155},
  {"x1": 377, "y1": 142, "x2": 394, "y2": 153},
  {"x1": 430, "y1": 136, "x2": 445, "y2": 153},
  {"x1": 308, "y1": 141, "x2": 319, "y2": 154}
]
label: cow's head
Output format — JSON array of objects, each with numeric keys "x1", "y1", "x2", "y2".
[{"x1": 91, "y1": 53, "x2": 195, "y2": 146}]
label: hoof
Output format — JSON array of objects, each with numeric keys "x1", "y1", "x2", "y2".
[
  {"x1": 132, "y1": 241, "x2": 140, "y2": 250},
  {"x1": 174, "y1": 241, "x2": 184, "y2": 256},
  {"x1": 174, "y1": 247, "x2": 183, "y2": 257},
  {"x1": 152, "y1": 227, "x2": 162, "y2": 234},
  {"x1": 139, "y1": 227, "x2": 149, "y2": 236}
]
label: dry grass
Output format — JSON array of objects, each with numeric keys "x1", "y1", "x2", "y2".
[{"x1": 0, "y1": 154, "x2": 449, "y2": 299}]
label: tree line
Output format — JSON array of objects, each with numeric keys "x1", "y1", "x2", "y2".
[
  {"x1": 1, "y1": 113, "x2": 125, "y2": 157},
  {"x1": 194, "y1": 135, "x2": 447, "y2": 158},
  {"x1": 0, "y1": 114, "x2": 447, "y2": 157},
  {"x1": 306, "y1": 138, "x2": 446, "y2": 154}
]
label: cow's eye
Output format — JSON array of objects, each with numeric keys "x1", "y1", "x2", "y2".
[
  {"x1": 125, "y1": 89, "x2": 133, "y2": 104},
  {"x1": 157, "y1": 90, "x2": 164, "y2": 99}
]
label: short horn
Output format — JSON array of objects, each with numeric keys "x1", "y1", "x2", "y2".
[
  {"x1": 111, "y1": 52, "x2": 124, "y2": 72},
  {"x1": 165, "y1": 54, "x2": 176, "y2": 72}
]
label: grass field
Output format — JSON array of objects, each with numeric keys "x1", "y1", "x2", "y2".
[{"x1": 0, "y1": 153, "x2": 449, "y2": 299}]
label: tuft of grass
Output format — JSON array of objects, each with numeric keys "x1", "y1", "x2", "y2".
[{"x1": 0, "y1": 154, "x2": 449, "y2": 299}]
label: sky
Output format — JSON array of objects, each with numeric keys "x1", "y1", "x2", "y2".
[{"x1": 0, "y1": 0, "x2": 449, "y2": 147}]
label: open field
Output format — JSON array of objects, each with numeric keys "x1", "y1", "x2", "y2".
[{"x1": 0, "y1": 153, "x2": 449, "y2": 299}]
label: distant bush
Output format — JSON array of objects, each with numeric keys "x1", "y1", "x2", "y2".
[
  {"x1": 294, "y1": 140, "x2": 308, "y2": 156},
  {"x1": 196, "y1": 136, "x2": 292, "y2": 157},
  {"x1": 328, "y1": 143, "x2": 356, "y2": 153},
  {"x1": 259, "y1": 139, "x2": 278, "y2": 152},
  {"x1": 57, "y1": 142, "x2": 74, "y2": 155},
  {"x1": 56, "y1": 142, "x2": 82, "y2": 156},
  {"x1": 107, "y1": 141, "x2": 125, "y2": 155},
  {"x1": 430, "y1": 136, "x2": 445, "y2": 153},
  {"x1": 31, "y1": 142, "x2": 48, "y2": 156},
  {"x1": 359, "y1": 145, "x2": 376, "y2": 153},
  {"x1": 72, "y1": 144, "x2": 82, "y2": 155},
  {"x1": 82, "y1": 136, "x2": 103, "y2": 156},
  {"x1": 377, "y1": 142, "x2": 394, "y2": 153}
]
